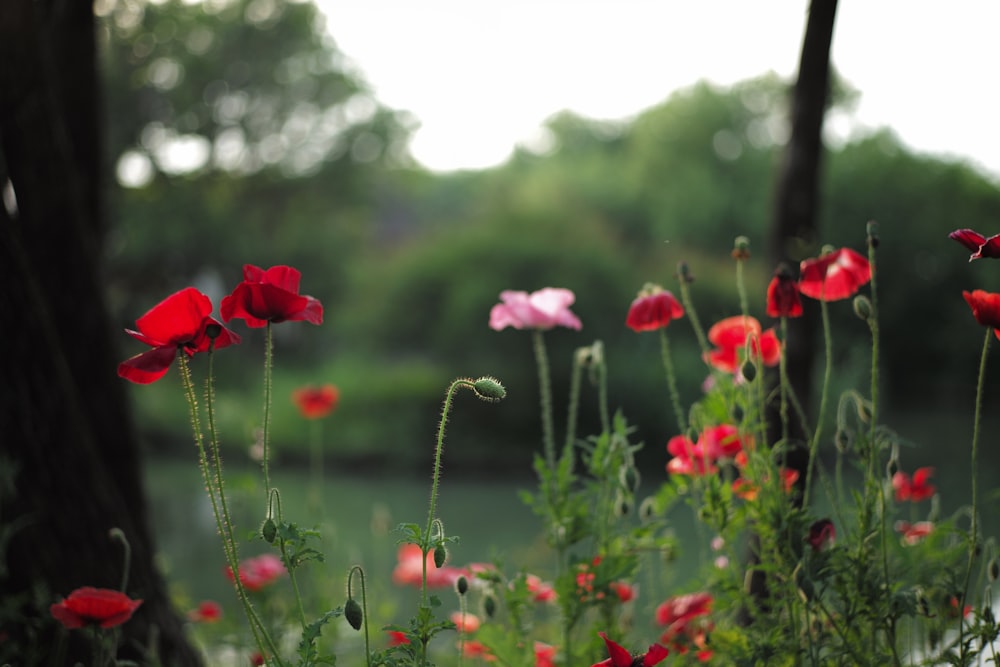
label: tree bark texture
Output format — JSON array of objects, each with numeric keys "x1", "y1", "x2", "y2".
[{"x1": 0, "y1": 1, "x2": 202, "y2": 664}]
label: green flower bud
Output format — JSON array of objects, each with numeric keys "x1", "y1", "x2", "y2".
[
  {"x1": 990, "y1": 556, "x2": 1000, "y2": 583},
  {"x1": 345, "y1": 597, "x2": 363, "y2": 631},
  {"x1": 204, "y1": 323, "x2": 222, "y2": 339},
  {"x1": 433, "y1": 544, "x2": 448, "y2": 569},
  {"x1": 618, "y1": 466, "x2": 641, "y2": 493},
  {"x1": 740, "y1": 360, "x2": 757, "y2": 383},
  {"x1": 472, "y1": 376, "x2": 506, "y2": 402},
  {"x1": 730, "y1": 404, "x2": 744, "y2": 424},
  {"x1": 483, "y1": 594, "x2": 497, "y2": 618},
  {"x1": 455, "y1": 575, "x2": 469, "y2": 596},
  {"x1": 867, "y1": 220, "x2": 880, "y2": 248},
  {"x1": 853, "y1": 295, "x2": 872, "y2": 321},
  {"x1": 261, "y1": 518, "x2": 277, "y2": 544}
]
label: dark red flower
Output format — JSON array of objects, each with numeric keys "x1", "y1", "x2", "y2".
[
  {"x1": 892, "y1": 467, "x2": 936, "y2": 502},
  {"x1": 292, "y1": 384, "x2": 340, "y2": 419},
  {"x1": 118, "y1": 287, "x2": 240, "y2": 384},
  {"x1": 963, "y1": 290, "x2": 1000, "y2": 336},
  {"x1": 766, "y1": 264, "x2": 803, "y2": 318},
  {"x1": 50, "y1": 587, "x2": 143, "y2": 629},
  {"x1": 221, "y1": 264, "x2": 323, "y2": 327},
  {"x1": 593, "y1": 632, "x2": 669, "y2": 667},
  {"x1": 807, "y1": 519, "x2": 836, "y2": 552},
  {"x1": 950, "y1": 228, "x2": 1000, "y2": 261},
  {"x1": 798, "y1": 248, "x2": 871, "y2": 301},
  {"x1": 626, "y1": 284, "x2": 685, "y2": 332}
]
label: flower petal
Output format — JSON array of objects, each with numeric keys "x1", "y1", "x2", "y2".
[
  {"x1": 117, "y1": 346, "x2": 179, "y2": 384},
  {"x1": 134, "y1": 287, "x2": 213, "y2": 345}
]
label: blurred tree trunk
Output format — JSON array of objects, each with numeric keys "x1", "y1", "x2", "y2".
[{"x1": 0, "y1": 1, "x2": 202, "y2": 664}]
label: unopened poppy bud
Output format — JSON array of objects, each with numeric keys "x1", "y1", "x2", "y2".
[
  {"x1": 618, "y1": 466, "x2": 641, "y2": 493},
  {"x1": 455, "y1": 576, "x2": 469, "y2": 596},
  {"x1": 885, "y1": 457, "x2": 898, "y2": 479},
  {"x1": 740, "y1": 360, "x2": 757, "y2": 383},
  {"x1": 614, "y1": 492, "x2": 632, "y2": 518},
  {"x1": 345, "y1": 597, "x2": 363, "y2": 631},
  {"x1": 433, "y1": 544, "x2": 448, "y2": 569},
  {"x1": 853, "y1": 295, "x2": 872, "y2": 321},
  {"x1": 835, "y1": 429, "x2": 852, "y2": 453},
  {"x1": 985, "y1": 604, "x2": 996, "y2": 625},
  {"x1": 204, "y1": 323, "x2": 222, "y2": 339},
  {"x1": 731, "y1": 235, "x2": 751, "y2": 260},
  {"x1": 638, "y1": 496, "x2": 657, "y2": 522},
  {"x1": 483, "y1": 594, "x2": 497, "y2": 618},
  {"x1": 730, "y1": 405, "x2": 744, "y2": 424},
  {"x1": 261, "y1": 518, "x2": 277, "y2": 544},
  {"x1": 867, "y1": 220, "x2": 880, "y2": 248},
  {"x1": 989, "y1": 557, "x2": 1000, "y2": 583},
  {"x1": 472, "y1": 376, "x2": 506, "y2": 402},
  {"x1": 677, "y1": 261, "x2": 694, "y2": 284}
]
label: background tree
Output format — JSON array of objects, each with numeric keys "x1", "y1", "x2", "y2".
[{"x1": 0, "y1": 0, "x2": 201, "y2": 663}]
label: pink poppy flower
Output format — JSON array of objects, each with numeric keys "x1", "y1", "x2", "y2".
[
  {"x1": 892, "y1": 467, "x2": 936, "y2": 502},
  {"x1": 225, "y1": 553, "x2": 286, "y2": 592},
  {"x1": 118, "y1": 287, "x2": 240, "y2": 384},
  {"x1": 221, "y1": 264, "x2": 323, "y2": 327},
  {"x1": 525, "y1": 574, "x2": 557, "y2": 603},
  {"x1": 798, "y1": 247, "x2": 871, "y2": 301},
  {"x1": 489, "y1": 288, "x2": 582, "y2": 331},
  {"x1": 626, "y1": 284, "x2": 684, "y2": 332},
  {"x1": 895, "y1": 520, "x2": 934, "y2": 545},
  {"x1": 592, "y1": 632, "x2": 669, "y2": 667},
  {"x1": 391, "y1": 544, "x2": 465, "y2": 588},
  {"x1": 450, "y1": 611, "x2": 481, "y2": 634},
  {"x1": 950, "y1": 228, "x2": 1000, "y2": 261},
  {"x1": 50, "y1": 587, "x2": 143, "y2": 630}
]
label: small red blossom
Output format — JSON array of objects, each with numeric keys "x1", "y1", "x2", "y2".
[
  {"x1": 50, "y1": 587, "x2": 143, "y2": 630},
  {"x1": 292, "y1": 384, "x2": 340, "y2": 419},
  {"x1": 525, "y1": 574, "x2": 557, "y2": 603},
  {"x1": 489, "y1": 288, "x2": 582, "y2": 331},
  {"x1": 963, "y1": 290, "x2": 1000, "y2": 338},
  {"x1": 892, "y1": 467, "x2": 936, "y2": 502},
  {"x1": 387, "y1": 630, "x2": 411, "y2": 646},
  {"x1": 626, "y1": 284, "x2": 685, "y2": 332},
  {"x1": 798, "y1": 247, "x2": 871, "y2": 301},
  {"x1": 461, "y1": 640, "x2": 496, "y2": 661},
  {"x1": 250, "y1": 652, "x2": 266, "y2": 666},
  {"x1": 732, "y1": 467, "x2": 799, "y2": 501},
  {"x1": 766, "y1": 264, "x2": 803, "y2": 318},
  {"x1": 593, "y1": 632, "x2": 669, "y2": 667},
  {"x1": 450, "y1": 611, "x2": 481, "y2": 634},
  {"x1": 610, "y1": 581, "x2": 637, "y2": 603},
  {"x1": 534, "y1": 642, "x2": 557, "y2": 667},
  {"x1": 948, "y1": 596, "x2": 974, "y2": 619},
  {"x1": 895, "y1": 520, "x2": 934, "y2": 546},
  {"x1": 656, "y1": 592, "x2": 713, "y2": 659},
  {"x1": 666, "y1": 425, "x2": 750, "y2": 477},
  {"x1": 225, "y1": 553, "x2": 286, "y2": 592},
  {"x1": 705, "y1": 316, "x2": 780, "y2": 374},
  {"x1": 118, "y1": 287, "x2": 240, "y2": 384},
  {"x1": 187, "y1": 600, "x2": 222, "y2": 623},
  {"x1": 221, "y1": 264, "x2": 323, "y2": 328},
  {"x1": 391, "y1": 544, "x2": 466, "y2": 588},
  {"x1": 807, "y1": 519, "x2": 836, "y2": 552},
  {"x1": 950, "y1": 228, "x2": 1000, "y2": 261}
]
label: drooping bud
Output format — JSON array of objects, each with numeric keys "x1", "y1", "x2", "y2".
[
  {"x1": 345, "y1": 597, "x2": 363, "y2": 631},
  {"x1": 472, "y1": 376, "x2": 506, "y2": 402},
  {"x1": 433, "y1": 544, "x2": 448, "y2": 569},
  {"x1": 618, "y1": 465, "x2": 641, "y2": 493},
  {"x1": 455, "y1": 575, "x2": 469, "y2": 596},
  {"x1": 261, "y1": 518, "x2": 277, "y2": 544},
  {"x1": 740, "y1": 360, "x2": 757, "y2": 383},
  {"x1": 853, "y1": 295, "x2": 873, "y2": 321}
]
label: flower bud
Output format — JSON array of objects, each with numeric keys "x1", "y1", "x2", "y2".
[
  {"x1": 989, "y1": 557, "x2": 1000, "y2": 583},
  {"x1": 483, "y1": 594, "x2": 497, "y2": 618},
  {"x1": 885, "y1": 457, "x2": 898, "y2": 479},
  {"x1": 205, "y1": 323, "x2": 222, "y2": 339},
  {"x1": 730, "y1": 404, "x2": 744, "y2": 424},
  {"x1": 676, "y1": 261, "x2": 694, "y2": 284},
  {"x1": 740, "y1": 360, "x2": 757, "y2": 383},
  {"x1": 835, "y1": 429, "x2": 852, "y2": 454},
  {"x1": 261, "y1": 518, "x2": 277, "y2": 544},
  {"x1": 345, "y1": 597, "x2": 363, "y2": 631},
  {"x1": 731, "y1": 235, "x2": 751, "y2": 260},
  {"x1": 433, "y1": 544, "x2": 448, "y2": 569},
  {"x1": 867, "y1": 220, "x2": 880, "y2": 248},
  {"x1": 455, "y1": 575, "x2": 469, "y2": 596},
  {"x1": 472, "y1": 376, "x2": 506, "y2": 402},
  {"x1": 853, "y1": 295, "x2": 872, "y2": 321},
  {"x1": 618, "y1": 466, "x2": 641, "y2": 493}
]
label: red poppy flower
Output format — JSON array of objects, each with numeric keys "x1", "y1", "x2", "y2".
[
  {"x1": 626, "y1": 284, "x2": 685, "y2": 332},
  {"x1": 895, "y1": 520, "x2": 934, "y2": 546},
  {"x1": 656, "y1": 593, "x2": 713, "y2": 661},
  {"x1": 526, "y1": 574, "x2": 557, "y2": 603},
  {"x1": 450, "y1": 611, "x2": 481, "y2": 634},
  {"x1": 391, "y1": 544, "x2": 466, "y2": 588},
  {"x1": 387, "y1": 630, "x2": 411, "y2": 646},
  {"x1": 534, "y1": 642, "x2": 557, "y2": 667},
  {"x1": 666, "y1": 425, "x2": 749, "y2": 477},
  {"x1": 187, "y1": 600, "x2": 223, "y2": 623},
  {"x1": 732, "y1": 467, "x2": 798, "y2": 501},
  {"x1": 704, "y1": 316, "x2": 780, "y2": 373},
  {"x1": 892, "y1": 467, "x2": 936, "y2": 502},
  {"x1": 225, "y1": 553, "x2": 286, "y2": 592},
  {"x1": 50, "y1": 587, "x2": 143, "y2": 629},
  {"x1": 593, "y1": 632, "x2": 669, "y2": 667},
  {"x1": 221, "y1": 264, "x2": 323, "y2": 327},
  {"x1": 766, "y1": 264, "x2": 803, "y2": 318},
  {"x1": 807, "y1": 519, "x2": 836, "y2": 552},
  {"x1": 950, "y1": 228, "x2": 1000, "y2": 261},
  {"x1": 292, "y1": 384, "x2": 340, "y2": 419},
  {"x1": 963, "y1": 290, "x2": 1000, "y2": 337},
  {"x1": 798, "y1": 248, "x2": 871, "y2": 301},
  {"x1": 118, "y1": 287, "x2": 240, "y2": 384}
]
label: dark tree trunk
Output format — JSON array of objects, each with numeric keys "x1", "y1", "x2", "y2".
[{"x1": 0, "y1": 1, "x2": 202, "y2": 664}]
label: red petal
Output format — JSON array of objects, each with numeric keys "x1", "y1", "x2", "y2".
[
  {"x1": 949, "y1": 228, "x2": 986, "y2": 252},
  {"x1": 260, "y1": 265, "x2": 302, "y2": 293},
  {"x1": 964, "y1": 290, "x2": 1000, "y2": 329},
  {"x1": 118, "y1": 346, "x2": 178, "y2": 384},
  {"x1": 598, "y1": 633, "x2": 633, "y2": 667},
  {"x1": 134, "y1": 288, "x2": 213, "y2": 345},
  {"x1": 707, "y1": 316, "x2": 761, "y2": 347},
  {"x1": 798, "y1": 248, "x2": 871, "y2": 301},
  {"x1": 643, "y1": 644, "x2": 670, "y2": 666}
]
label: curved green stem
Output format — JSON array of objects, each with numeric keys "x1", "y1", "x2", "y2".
[{"x1": 347, "y1": 566, "x2": 373, "y2": 667}]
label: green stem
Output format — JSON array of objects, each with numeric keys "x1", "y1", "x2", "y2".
[
  {"x1": 779, "y1": 317, "x2": 790, "y2": 448},
  {"x1": 677, "y1": 270, "x2": 710, "y2": 357},
  {"x1": 309, "y1": 418, "x2": 324, "y2": 512},
  {"x1": 261, "y1": 323, "x2": 274, "y2": 498},
  {"x1": 594, "y1": 341, "x2": 610, "y2": 435},
  {"x1": 532, "y1": 330, "x2": 556, "y2": 470},
  {"x1": 108, "y1": 528, "x2": 131, "y2": 593},
  {"x1": 279, "y1": 536, "x2": 308, "y2": 629},
  {"x1": 564, "y1": 348, "x2": 584, "y2": 453},
  {"x1": 803, "y1": 299, "x2": 832, "y2": 506},
  {"x1": 658, "y1": 329, "x2": 686, "y2": 435}
]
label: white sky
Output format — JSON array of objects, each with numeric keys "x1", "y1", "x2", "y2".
[{"x1": 314, "y1": 1, "x2": 1000, "y2": 177}]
